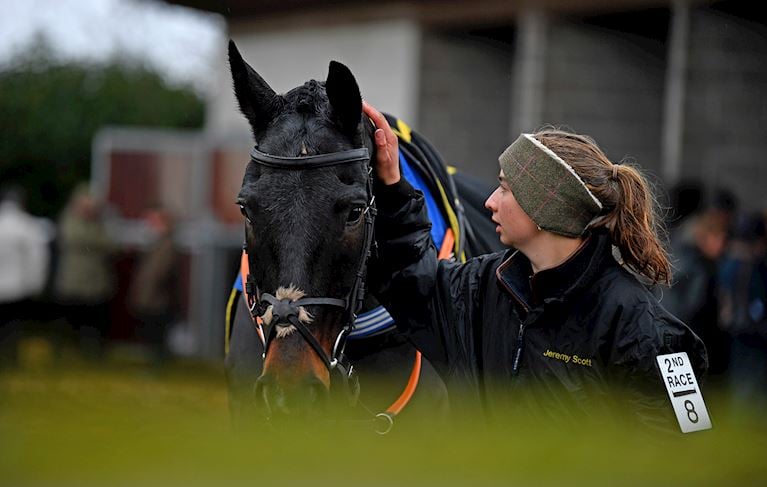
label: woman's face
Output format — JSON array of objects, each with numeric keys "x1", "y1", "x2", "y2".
[{"x1": 485, "y1": 170, "x2": 540, "y2": 248}]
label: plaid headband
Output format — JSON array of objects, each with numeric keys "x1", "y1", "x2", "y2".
[{"x1": 498, "y1": 134, "x2": 603, "y2": 237}]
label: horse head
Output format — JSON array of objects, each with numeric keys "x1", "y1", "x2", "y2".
[{"x1": 229, "y1": 41, "x2": 376, "y2": 420}]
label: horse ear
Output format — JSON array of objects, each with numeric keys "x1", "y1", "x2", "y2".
[
  {"x1": 326, "y1": 60, "x2": 362, "y2": 135},
  {"x1": 228, "y1": 40, "x2": 280, "y2": 136}
]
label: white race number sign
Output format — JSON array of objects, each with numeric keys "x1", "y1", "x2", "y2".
[{"x1": 656, "y1": 352, "x2": 712, "y2": 433}]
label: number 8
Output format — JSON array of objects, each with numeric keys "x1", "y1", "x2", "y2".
[{"x1": 684, "y1": 400, "x2": 699, "y2": 423}]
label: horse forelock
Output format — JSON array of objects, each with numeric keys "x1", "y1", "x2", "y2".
[
  {"x1": 290, "y1": 80, "x2": 327, "y2": 115},
  {"x1": 263, "y1": 79, "x2": 365, "y2": 155},
  {"x1": 258, "y1": 113, "x2": 352, "y2": 157}
]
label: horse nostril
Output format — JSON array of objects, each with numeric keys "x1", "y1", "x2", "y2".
[
  {"x1": 253, "y1": 376, "x2": 275, "y2": 415},
  {"x1": 306, "y1": 379, "x2": 329, "y2": 408},
  {"x1": 255, "y1": 376, "x2": 329, "y2": 420}
]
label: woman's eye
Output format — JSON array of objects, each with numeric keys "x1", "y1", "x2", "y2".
[{"x1": 346, "y1": 206, "x2": 364, "y2": 225}]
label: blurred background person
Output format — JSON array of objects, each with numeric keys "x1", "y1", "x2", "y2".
[
  {"x1": 666, "y1": 179, "x2": 705, "y2": 233},
  {"x1": 664, "y1": 210, "x2": 730, "y2": 383},
  {"x1": 710, "y1": 187, "x2": 740, "y2": 236},
  {"x1": 0, "y1": 186, "x2": 53, "y2": 369},
  {"x1": 718, "y1": 212, "x2": 767, "y2": 420},
  {"x1": 54, "y1": 183, "x2": 116, "y2": 361},
  {"x1": 127, "y1": 208, "x2": 180, "y2": 368}
]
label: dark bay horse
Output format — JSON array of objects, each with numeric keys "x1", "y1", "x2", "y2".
[{"x1": 224, "y1": 41, "x2": 500, "y2": 432}]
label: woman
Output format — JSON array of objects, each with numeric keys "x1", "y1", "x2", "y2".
[{"x1": 363, "y1": 101, "x2": 707, "y2": 431}]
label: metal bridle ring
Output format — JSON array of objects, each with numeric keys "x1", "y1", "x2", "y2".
[{"x1": 374, "y1": 412, "x2": 394, "y2": 435}]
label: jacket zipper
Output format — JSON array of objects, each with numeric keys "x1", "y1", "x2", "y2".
[
  {"x1": 497, "y1": 262, "x2": 531, "y2": 377},
  {"x1": 511, "y1": 323, "x2": 525, "y2": 376}
]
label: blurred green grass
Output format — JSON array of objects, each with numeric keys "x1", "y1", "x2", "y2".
[{"x1": 1, "y1": 345, "x2": 765, "y2": 487}]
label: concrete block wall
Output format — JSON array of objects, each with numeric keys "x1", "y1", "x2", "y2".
[
  {"x1": 417, "y1": 29, "x2": 515, "y2": 185},
  {"x1": 205, "y1": 2, "x2": 767, "y2": 207},
  {"x1": 540, "y1": 16, "x2": 668, "y2": 178},
  {"x1": 683, "y1": 6, "x2": 767, "y2": 210}
]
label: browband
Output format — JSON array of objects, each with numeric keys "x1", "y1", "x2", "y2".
[{"x1": 250, "y1": 147, "x2": 370, "y2": 169}]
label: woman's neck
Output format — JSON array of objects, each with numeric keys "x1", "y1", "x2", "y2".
[{"x1": 518, "y1": 233, "x2": 585, "y2": 274}]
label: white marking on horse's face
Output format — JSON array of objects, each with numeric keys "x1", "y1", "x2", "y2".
[
  {"x1": 275, "y1": 324, "x2": 296, "y2": 338},
  {"x1": 300, "y1": 141, "x2": 308, "y2": 156},
  {"x1": 260, "y1": 285, "x2": 313, "y2": 338}
]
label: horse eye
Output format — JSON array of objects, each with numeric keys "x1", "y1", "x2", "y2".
[
  {"x1": 239, "y1": 204, "x2": 252, "y2": 224},
  {"x1": 346, "y1": 206, "x2": 364, "y2": 225}
]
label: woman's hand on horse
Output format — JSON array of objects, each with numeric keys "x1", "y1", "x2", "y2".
[{"x1": 362, "y1": 100, "x2": 400, "y2": 185}]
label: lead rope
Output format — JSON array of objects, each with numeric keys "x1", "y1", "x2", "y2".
[{"x1": 362, "y1": 228, "x2": 455, "y2": 434}]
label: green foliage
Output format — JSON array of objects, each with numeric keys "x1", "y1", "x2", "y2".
[
  {"x1": 0, "y1": 359, "x2": 764, "y2": 486},
  {"x1": 0, "y1": 42, "x2": 205, "y2": 218}
]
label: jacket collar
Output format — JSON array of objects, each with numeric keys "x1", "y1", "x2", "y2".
[{"x1": 496, "y1": 231, "x2": 614, "y2": 311}]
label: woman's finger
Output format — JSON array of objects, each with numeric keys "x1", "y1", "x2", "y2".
[
  {"x1": 362, "y1": 100, "x2": 390, "y2": 131},
  {"x1": 362, "y1": 100, "x2": 400, "y2": 185}
]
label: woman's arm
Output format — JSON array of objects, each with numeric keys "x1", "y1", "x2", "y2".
[{"x1": 363, "y1": 101, "x2": 487, "y2": 374}]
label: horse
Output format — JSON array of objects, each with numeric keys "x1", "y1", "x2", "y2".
[{"x1": 224, "y1": 41, "x2": 501, "y2": 433}]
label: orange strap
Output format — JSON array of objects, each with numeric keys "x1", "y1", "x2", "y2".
[
  {"x1": 438, "y1": 228, "x2": 455, "y2": 260},
  {"x1": 385, "y1": 348, "x2": 422, "y2": 416},
  {"x1": 384, "y1": 228, "x2": 455, "y2": 416},
  {"x1": 240, "y1": 251, "x2": 265, "y2": 344},
  {"x1": 239, "y1": 251, "x2": 249, "y2": 295}
]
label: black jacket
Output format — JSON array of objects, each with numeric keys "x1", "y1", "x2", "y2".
[{"x1": 370, "y1": 179, "x2": 708, "y2": 431}]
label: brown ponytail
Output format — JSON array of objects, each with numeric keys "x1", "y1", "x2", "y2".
[{"x1": 533, "y1": 128, "x2": 672, "y2": 286}]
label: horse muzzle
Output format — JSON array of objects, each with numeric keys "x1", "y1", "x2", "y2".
[{"x1": 253, "y1": 374, "x2": 329, "y2": 420}]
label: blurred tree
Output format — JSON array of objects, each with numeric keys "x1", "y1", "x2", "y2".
[{"x1": 0, "y1": 38, "x2": 205, "y2": 218}]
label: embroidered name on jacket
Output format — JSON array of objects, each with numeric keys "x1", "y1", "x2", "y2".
[{"x1": 542, "y1": 349, "x2": 592, "y2": 367}]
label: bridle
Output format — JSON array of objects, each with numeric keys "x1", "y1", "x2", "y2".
[{"x1": 242, "y1": 145, "x2": 377, "y2": 407}]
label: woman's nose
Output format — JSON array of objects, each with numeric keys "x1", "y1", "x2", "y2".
[{"x1": 485, "y1": 188, "x2": 499, "y2": 211}]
